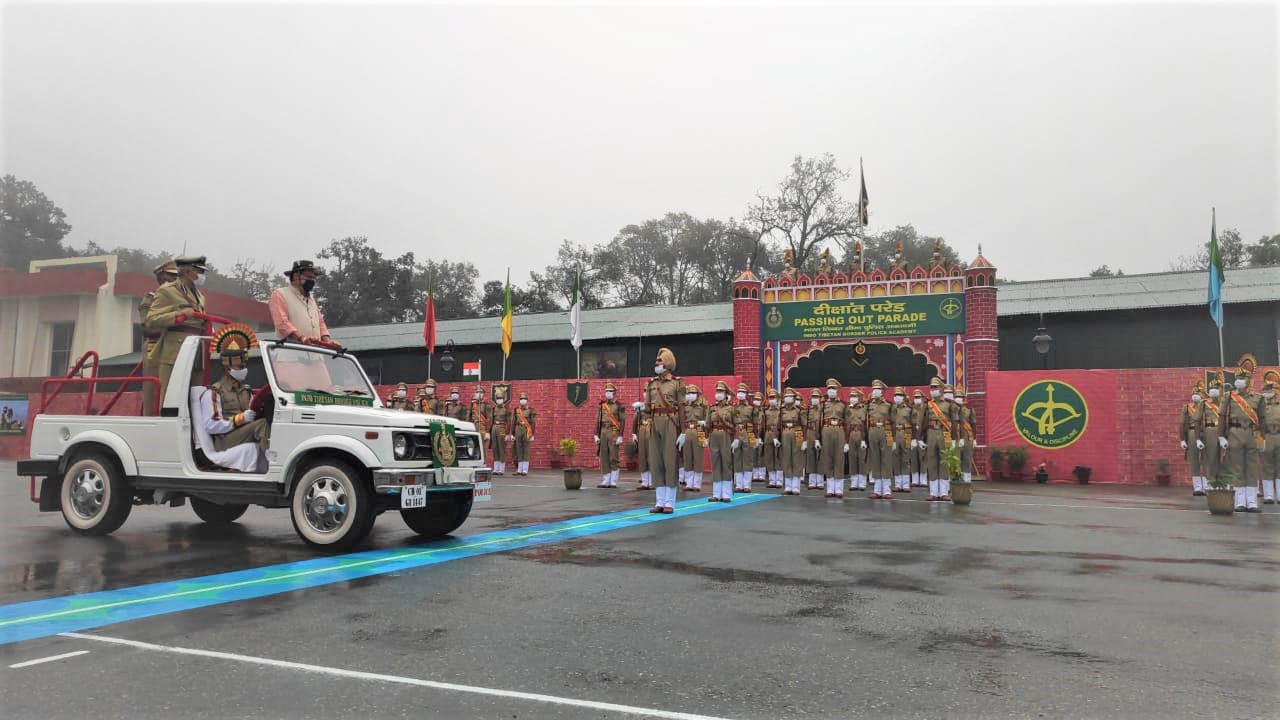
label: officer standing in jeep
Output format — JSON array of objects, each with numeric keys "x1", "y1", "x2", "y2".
[
  {"x1": 139, "y1": 258, "x2": 178, "y2": 416},
  {"x1": 144, "y1": 255, "x2": 207, "y2": 405}
]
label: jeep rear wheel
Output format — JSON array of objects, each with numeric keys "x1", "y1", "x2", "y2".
[
  {"x1": 60, "y1": 452, "x2": 132, "y2": 536},
  {"x1": 191, "y1": 497, "x2": 249, "y2": 525},
  {"x1": 401, "y1": 491, "x2": 473, "y2": 539},
  {"x1": 290, "y1": 461, "x2": 374, "y2": 550}
]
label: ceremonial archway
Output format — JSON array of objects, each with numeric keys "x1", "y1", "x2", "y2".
[{"x1": 784, "y1": 341, "x2": 940, "y2": 387}]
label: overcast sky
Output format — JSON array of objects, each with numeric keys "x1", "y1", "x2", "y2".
[{"x1": 2, "y1": 1, "x2": 1276, "y2": 287}]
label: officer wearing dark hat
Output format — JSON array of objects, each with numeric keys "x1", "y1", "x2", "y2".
[
  {"x1": 140, "y1": 259, "x2": 179, "y2": 415},
  {"x1": 144, "y1": 255, "x2": 207, "y2": 407},
  {"x1": 269, "y1": 259, "x2": 333, "y2": 346}
]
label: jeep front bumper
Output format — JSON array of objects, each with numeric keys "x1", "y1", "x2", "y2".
[{"x1": 373, "y1": 466, "x2": 490, "y2": 494}]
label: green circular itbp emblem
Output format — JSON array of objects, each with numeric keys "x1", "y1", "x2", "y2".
[
  {"x1": 765, "y1": 307, "x2": 783, "y2": 329},
  {"x1": 939, "y1": 297, "x2": 962, "y2": 320},
  {"x1": 1012, "y1": 380, "x2": 1088, "y2": 450}
]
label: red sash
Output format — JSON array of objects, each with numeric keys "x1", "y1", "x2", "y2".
[
  {"x1": 601, "y1": 402, "x2": 621, "y2": 432},
  {"x1": 928, "y1": 401, "x2": 952, "y2": 433},
  {"x1": 1231, "y1": 393, "x2": 1259, "y2": 427},
  {"x1": 516, "y1": 408, "x2": 533, "y2": 436}
]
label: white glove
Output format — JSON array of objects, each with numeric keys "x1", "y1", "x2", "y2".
[
  {"x1": 677, "y1": 434, "x2": 687, "y2": 450},
  {"x1": 632, "y1": 433, "x2": 638, "y2": 443},
  {"x1": 1196, "y1": 439, "x2": 1205, "y2": 450},
  {"x1": 484, "y1": 434, "x2": 490, "y2": 441},
  {"x1": 731, "y1": 439, "x2": 741, "y2": 451},
  {"x1": 529, "y1": 436, "x2": 535, "y2": 443},
  {"x1": 814, "y1": 439, "x2": 822, "y2": 450},
  {"x1": 505, "y1": 434, "x2": 514, "y2": 442},
  {"x1": 615, "y1": 436, "x2": 623, "y2": 446},
  {"x1": 594, "y1": 434, "x2": 600, "y2": 444},
  {"x1": 892, "y1": 444, "x2": 899, "y2": 454},
  {"x1": 241, "y1": 409, "x2": 256, "y2": 422},
  {"x1": 632, "y1": 402, "x2": 644, "y2": 411},
  {"x1": 959, "y1": 439, "x2": 966, "y2": 448},
  {"x1": 911, "y1": 439, "x2": 919, "y2": 449},
  {"x1": 861, "y1": 440, "x2": 868, "y2": 449},
  {"x1": 756, "y1": 439, "x2": 763, "y2": 448},
  {"x1": 1218, "y1": 436, "x2": 1228, "y2": 449},
  {"x1": 843, "y1": 443, "x2": 850, "y2": 453},
  {"x1": 802, "y1": 441, "x2": 809, "y2": 451},
  {"x1": 699, "y1": 420, "x2": 706, "y2": 428},
  {"x1": 773, "y1": 438, "x2": 781, "y2": 448},
  {"x1": 1180, "y1": 440, "x2": 1187, "y2": 450}
]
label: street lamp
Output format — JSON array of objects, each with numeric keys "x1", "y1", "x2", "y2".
[
  {"x1": 439, "y1": 340, "x2": 456, "y2": 374},
  {"x1": 1032, "y1": 313, "x2": 1053, "y2": 369}
]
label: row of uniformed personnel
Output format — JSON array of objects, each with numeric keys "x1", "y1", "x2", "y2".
[
  {"x1": 384, "y1": 379, "x2": 537, "y2": 477},
  {"x1": 1178, "y1": 368, "x2": 1280, "y2": 512}
]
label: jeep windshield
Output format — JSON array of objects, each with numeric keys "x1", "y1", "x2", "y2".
[{"x1": 267, "y1": 346, "x2": 375, "y2": 399}]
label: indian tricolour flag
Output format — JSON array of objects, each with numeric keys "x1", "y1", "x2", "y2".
[{"x1": 463, "y1": 360, "x2": 481, "y2": 379}]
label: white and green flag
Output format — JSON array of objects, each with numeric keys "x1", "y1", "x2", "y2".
[{"x1": 569, "y1": 268, "x2": 582, "y2": 350}]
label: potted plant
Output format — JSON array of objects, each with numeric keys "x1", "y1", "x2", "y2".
[
  {"x1": 560, "y1": 438, "x2": 582, "y2": 490},
  {"x1": 1154, "y1": 458, "x2": 1171, "y2": 486},
  {"x1": 1006, "y1": 445, "x2": 1029, "y2": 482},
  {"x1": 1072, "y1": 465, "x2": 1092, "y2": 484},
  {"x1": 987, "y1": 446, "x2": 1006, "y2": 481},
  {"x1": 943, "y1": 446, "x2": 972, "y2": 505},
  {"x1": 1034, "y1": 461, "x2": 1050, "y2": 484},
  {"x1": 548, "y1": 446, "x2": 564, "y2": 470},
  {"x1": 1206, "y1": 471, "x2": 1235, "y2": 515}
]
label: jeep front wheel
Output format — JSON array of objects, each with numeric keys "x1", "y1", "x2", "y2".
[
  {"x1": 191, "y1": 497, "x2": 249, "y2": 525},
  {"x1": 401, "y1": 491, "x2": 473, "y2": 539},
  {"x1": 60, "y1": 452, "x2": 132, "y2": 536},
  {"x1": 289, "y1": 461, "x2": 374, "y2": 550}
]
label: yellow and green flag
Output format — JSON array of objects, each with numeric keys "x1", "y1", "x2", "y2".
[{"x1": 500, "y1": 268, "x2": 513, "y2": 357}]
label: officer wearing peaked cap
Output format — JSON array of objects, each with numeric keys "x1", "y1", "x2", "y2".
[
  {"x1": 731, "y1": 382, "x2": 754, "y2": 494},
  {"x1": 779, "y1": 388, "x2": 806, "y2": 494},
  {"x1": 762, "y1": 388, "x2": 783, "y2": 488},
  {"x1": 911, "y1": 389, "x2": 928, "y2": 487},
  {"x1": 646, "y1": 348, "x2": 683, "y2": 513},
  {"x1": 418, "y1": 378, "x2": 443, "y2": 415},
  {"x1": 1259, "y1": 373, "x2": 1280, "y2": 505},
  {"x1": 631, "y1": 393, "x2": 654, "y2": 489},
  {"x1": 955, "y1": 387, "x2": 975, "y2": 483},
  {"x1": 890, "y1": 386, "x2": 914, "y2": 493},
  {"x1": 844, "y1": 387, "x2": 869, "y2": 493},
  {"x1": 512, "y1": 391, "x2": 535, "y2": 476},
  {"x1": 1180, "y1": 381, "x2": 1209, "y2": 496},
  {"x1": 139, "y1": 259, "x2": 179, "y2": 416},
  {"x1": 489, "y1": 386, "x2": 512, "y2": 476},
  {"x1": 595, "y1": 382, "x2": 626, "y2": 488},
  {"x1": 387, "y1": 382, "x2": 414, "y2": 411},
  {"x1": 144, "y1": 255, "x2": 207, "y2": 410},
  {"x1": 680, "y1": 383, "x2": 707, "y2": 492},
  {"x1": 866, "y1": 379, "x2": 893, "y2": 498},
  {"x1": 804, "y1": 388, "x2": 823, "y2": 489},
  {"x1": 1199, "y1": 378, "x2": 1225, "y2": 489},
  {"x1": 708, "y1": 380, "x2": 737, "y2": 502},
  {"x1": 1222, "y1": 367, "x2": 1263, "y2": 511},
  {"x1": 751, "y1": 391, "x2": 767, "y2": 484},
  {"x1": 818, "y1": 378, "x2": 847, "y2": 498}
]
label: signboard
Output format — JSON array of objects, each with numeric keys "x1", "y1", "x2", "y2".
[
  {"x1": 293, "y1": 391, "x2": 374, "y2": 408},
  {"x1": 987, "y1": 370, "x2": 1118, "y2": 482},
  {"x1": 762, "y1": 294, "x2": 965, "y2": 341},
  {"x1": 0, "y1": 396, "x2": 29, "y2": 436}
]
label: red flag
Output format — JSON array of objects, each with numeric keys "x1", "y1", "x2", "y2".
[{"x1": 423, "y1": 293, "x2": 437, "y2": 353}]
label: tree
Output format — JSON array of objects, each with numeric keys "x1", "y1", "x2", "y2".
[
  {"x1": 1167, "y1": 226, "x2": 1250, "y2": 271},
  {"x1": 314, "y1": 237, "x2": 423, "y2": 326},
  {"x1": 853, "y1": 225, "x2": 961, "y2": 271},
  {"x1": 746, "y1": 154, "x2": 860, "y2": 271},
  {"x1": 1, "y1": 175, "x2": 73, "y2": 270},
  {"x1": 225, "y1": 259, "x2": 277, "y2": 301},
  {"x1": 1089, "y1": 265, "x2": 1123, "y2": 277},
  {"x1": 1246, "y1": 234, "x2": 1280, "y2": 267},
  {"x1": 417, "y1": 259, "x2": 480, "y2": 320}
]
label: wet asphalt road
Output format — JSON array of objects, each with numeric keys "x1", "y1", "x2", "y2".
[{"x1": 1, "y1": 461, "x2": 1277, "y2": 720}]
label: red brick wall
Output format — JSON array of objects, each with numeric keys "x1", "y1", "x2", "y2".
[
  {"x1": 965, "y1": 284, "x2": 999, "y2": 475},
  {"x1": 733, "y1": 293, "x2": 761, "y2": 388}
]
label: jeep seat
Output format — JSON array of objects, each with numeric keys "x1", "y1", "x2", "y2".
[{"x1": 189, "y1": 387, "x2": 265, "y2": 473}]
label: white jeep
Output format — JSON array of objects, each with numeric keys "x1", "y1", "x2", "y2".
[{"x1": 18, "y1": 336, "x2": 491, "y2": 550}]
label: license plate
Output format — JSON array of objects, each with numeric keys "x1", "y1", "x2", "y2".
[
  {"x1": 472, "y1": 481, "x2": 492, "y2": 502},
  {"x1": 401, "y1": 485, "x2": 426, "y2": 509}
]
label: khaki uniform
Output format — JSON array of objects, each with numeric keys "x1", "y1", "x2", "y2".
[
  {"x1": 709, "y1": 401, "x2": 736, "y2": 484},
  {"x1": 890, "y1": 402, "x2": 915, "y2": 487},
  {"x1": 731, "y1": 402, "x2": 755, "y2": 488},
  {"x1": 386, "y1": 395, "x2": 414, "y2": 411},
  {"x1": 844, "y1": 401, "x2": 868, "y2": 482},
  {"x1": 804, "y1": 400, "x2": 822, "y2": 485},
  {"x1": 513, "y1": 405, "x2": 535, "y2": 463},
  {"x1": 1259, "y1": 397, "x2": 1280, "y2": 503},
  {"x1": 1223, "y1": 389, "x2": 1262, "y2": 488},
  {"x1": 922, "y1": 399, "x2": 957, "y2": 482},
  {"x1": 912, "y1": 400, "x2": 928, "y2": 486},
  {"x1": 645, "y1": 373, "x2": 684, "y2": 489},
  {"x1": 1180, "y1": 400, "x2": 1207, "y2": 484},
  {"x1": 144, "y1": 280, "x2": 205, "y2": 408},
  {"x1": 956, "y1": 404, "x2": 976, "y2": 480},
  {"x1": 762, "y1": 402, "x2": 781, "y2": 486},
  {"x1": 596, "y1": 400, "x2": 626, "y2": 472},
  {"x1": 681, "y1": 400, "x2": 707, "y2": 476},
  {"x1": 866, "y1": 399, "x2": 893, "y2": 482},
  {"x1": 1200, "y1": 397, "x2": 1224, "y2": 483},
  {"x1": 632, "y1": 405, "x2": 653, "y2": 483},
  {"x1": 818, "y1": 398, "x2": 847, "y2": 479},
  {"x1": 419, "y1": 395, "x2": 444, "y2": 415},
  {"x1": 209, "y1": 375, "x2": 270, "y2": 452},
  {"x1": 489, "y1": 403, "x2": 512, "y2": 470},
  {"x1": 779, "y1": 402, "x2": 806, "y2": 483},
  {"x1": 139, "y1": 290, "x2": 161, "y2": 416}
]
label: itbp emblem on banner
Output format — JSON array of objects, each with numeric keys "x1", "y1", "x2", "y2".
[
  {"x1": 429, "y1": 422, "x2": 458, "y2": 468},
  {"x1": 566, "y1": 381, "x2": 589, "y2": 407},
  {"x1": 1013, "y1": 380, "x2": 1088, "y2": 450}
]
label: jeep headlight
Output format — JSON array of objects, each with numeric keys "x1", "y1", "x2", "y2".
[{"x1": 393, "y1": 433, "x2": 410, "y2": 460}]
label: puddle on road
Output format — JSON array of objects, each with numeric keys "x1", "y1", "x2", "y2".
[{"x1": 917, "y1": 629, "x2": 1114, "y2": 665}]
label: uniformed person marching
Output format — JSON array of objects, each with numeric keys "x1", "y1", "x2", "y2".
[
  {"x1": 386, "y1": 382, "x2": 414, "y2": 411},
  {"x1": 632, "y1": 398, "x2": 654, "y2": 489},
  {"x1": 1259, "y1": 373, "x2": 1280, "y2": 505},
  {"x1": 1222, "y1": 367, "x2": 1263, "y2": 511},
  {"x1": 844, "y1": 387, "x2": 868, "y2": 492},
  {"x1": 866, "y1": 379, "x2": 893, "y2": 499},
  {"x1": 680, "y1": 384, "x2": 707, "y2": 492},
  {"x1": 1201, "y1": 379, "x2": 1225, "y2": 488},
  {"x1": 890, "y1": 386, "x2": 914, "y2": 493},
  {"x1": 819, "y1": 378, "x2": 847, "y2": 498},
  {"x1": 206, "y1": 325, "x2": 271, "y2": 458},
  {"x1": 1180, "y1": 381, "x2": 1209, "y2": 496},
  {"x1": 418, "y1": 378, "x2": 443, "y2": 415},
  {"x1": 144, "y1": 256, "x2": 207, "y2": 408},
  {"x1": 595, "y1": 382, "x2": 626, "y2": 488},
  {"x1": 708, "y1": 380, "x2": 737, "y2": 502},
  {"x1": 762, "y1": 388, "x2": 783, "y2": 488},
  {"x1": 646, "y1": 348, "x2": 683, "y2": 513},
  {"x1": 139, "y1": 259, "x2": 178, "y2": 416},
  {"x1": 955, "y1": 387, "x2": 975, "y2": 483},
  {"x1": 731, "y1": 383, "x2": 755, "y2": 493},
  {"x1": 750, "y1": 391, "x2": 767, "y2": 485},
  {"x1": 489, "y1": 388, "x2": 512, "y2": 476},
  {"x1": 779, "y1": 388, "x2": 806, "y2": 495},
  {"x1": 804, "y1": 388, "x2": 823, "y2": 489},
  {"x1": 511, "y1": 391, "x2": 535, "y2": 476}
]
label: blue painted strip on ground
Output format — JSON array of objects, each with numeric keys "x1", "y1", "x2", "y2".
[{"x1": 0, "y1": 494, "x2": 775, "y2": 646}]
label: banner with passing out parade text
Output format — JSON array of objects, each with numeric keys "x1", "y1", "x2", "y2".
[{"x1": 761, "y1": 294, "x2": 965, "y2": 341}]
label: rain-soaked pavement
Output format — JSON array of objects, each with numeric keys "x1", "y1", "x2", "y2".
[{"x1": 1, "y1": 460, "x2": 1277, "y2": 720}]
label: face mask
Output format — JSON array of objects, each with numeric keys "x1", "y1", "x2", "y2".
[
  {"x1": 850, "y1": 397, "x2": 860, "y2": 405},
  {"x1": 495, "y1": 399, "x2": 504, "y2": 406},
  {"x1": 424, "y1": 387, "x2": 434, "y2": 396},
  {"x1": 1235, "y1": 380, "x2": 1246, "y2": 390},
  {"x1": 450, "y1": 393, "x2": 459, "y2": 400},
  {"x1": 784, "y1": 397, "x2": 794, "y2": 405},
  {"x1": 769, "y1": 398, "x2": 778, "y2": 407},
  {"x1": 302, "y1": 279, "x2": 316, "y2": 294},
  {"x1": 194, "y1": 273, "x2": 207, "y2": 287},
  {"x1": 893, "y1": 395, "x2": 904, "y2": 405},
  {"x1": 753, "y1": 400, "x2": 761, "y2": 407},
  {"x1": 520, "y1": 399, "x2": 528, "y2": 406},
  {"x1": 913, "y1": 398, "x2": 923, "y2": 406},
  {"x1": 715, "y1": 392, "x2": 726, "y2": 402},
  {"x1": 827, "y1": 389, "x2": 837, "y2": 398},
  {"x1": 604, "y1": 391, "x2": 614, "y2": 400},
  {"x1": 955, "y1": 397, "x2": 965, "y2": 405},
  {"x1": 810, "y1": 398, "x2": 820, "y2": 406},
  {"x1": 930, "y1": 389, "x2": 941, "y2": 398},
  {"x1": 1209, "y1": 388, "x2": 1220, "y2": 398},
  {"x1": 686, "y1": 393, "x2": 697, "y2": 402},
  {"x1": 229, "y1": 368, "x2": 248, "y2": 382},
  {"x1": 871, "y1": 389, "x2": 883, "y2": 399},
  {"x1": 474, "y1": 393, "x2": 482, "y2": 400},
  {"x1": 736, "y1": 391, "x2": 747, "y2": 401},
  {"x1": 1191, "y1": 394, "x2": 1202, "y2": 403},
  {"x1": 944, "y1": 392, "x2": 954, "y2": 401},
  {"x1": 654, "y1": 364, "x2": 665, "y2": 375},
  {"x1": 395, "y1": 390, "x2": 406, "y2": 398}
]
